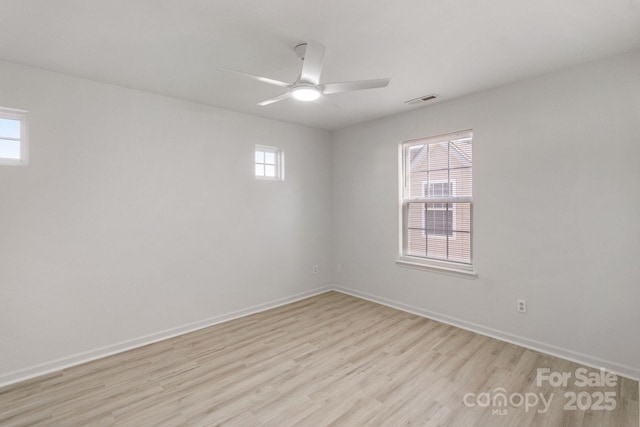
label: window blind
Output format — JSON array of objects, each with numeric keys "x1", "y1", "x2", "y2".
[{"x1": 401, "y1": 131, "x2": 473, "y2": 265}]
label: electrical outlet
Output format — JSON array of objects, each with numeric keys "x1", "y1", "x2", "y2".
[
  {"x1": 312, "y1": 265, "x2": 318, "y2": 274},
  {"x1": 517, "y1": 299, "x2": 527, "y2": 313},
  {"x1": 337, "y1": 263, "x2": 342, "y2": 273}
]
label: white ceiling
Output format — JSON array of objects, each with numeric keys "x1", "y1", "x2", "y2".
[{"x1": 1, "y1": 0, "x2": 639, "y2": 130}]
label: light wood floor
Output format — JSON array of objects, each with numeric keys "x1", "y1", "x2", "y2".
[{"x1": 0, "y1": 291, "x2": 637, "y2": 426}]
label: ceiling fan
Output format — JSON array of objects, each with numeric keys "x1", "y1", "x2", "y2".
[{"x1": 220, "y1": 41, "x2": 390, "y2": 106}]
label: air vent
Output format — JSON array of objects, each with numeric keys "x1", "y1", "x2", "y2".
[{"x1": 405, "y1": 94, "x2": 438, "y2": 105}]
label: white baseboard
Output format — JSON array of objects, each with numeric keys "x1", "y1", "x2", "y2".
[
  {"x1": 2, "y1": 284, "x2": 638, "y2": 388},
  {"x1": 0, "y1": 286, "x2": 332, "y2": 388},
  {"x1": 332, "y1": 285, "x2": 640, "y2": 381}
]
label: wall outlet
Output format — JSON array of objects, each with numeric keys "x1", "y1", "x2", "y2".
[
  {"x1": 312, "y1": 265, "x2": 318, "y2": 274},
  {"x1": 337, "y1": 263, "x2": 342, "y2": 273},
  {"x1": 517, "y1": 299, "x2": 527, "y2": 313}
]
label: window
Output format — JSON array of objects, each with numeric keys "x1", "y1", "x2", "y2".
[
  {"x1": 399, "y1": 130, "x2": 473, "y2": 273},
  {"x1": 0, "y1": 107, "x2": 28, "y2": 166},
  {"x1": 255, "y1": 145, "x2": 283, "y2": 180}
]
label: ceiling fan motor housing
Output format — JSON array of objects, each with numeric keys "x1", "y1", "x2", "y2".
[{"x1": 294, "y1": 43, "x2": 308, "y2": 60}]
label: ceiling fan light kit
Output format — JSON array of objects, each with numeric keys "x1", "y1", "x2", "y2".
[
  {"x1": 291, "y1": 85, "x2": 321, "y2": 101},
  {"x1": 221, "y1": 41, "x2": 390, "y2": 106}
]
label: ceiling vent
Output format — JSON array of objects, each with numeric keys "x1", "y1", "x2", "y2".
[{"x1": 405, "y1": 94, "x2": 438, "y2": 105}]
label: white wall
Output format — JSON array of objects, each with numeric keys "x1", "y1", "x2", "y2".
[
  {"x1": 0, "y1": 61, "x2": 332, "y2": 382},
  {"x1": 331, "y1": 50, "x2": 640, "y2": 378},
  {"x1": 2, "y1": 49, "x2": 639, "y2": 385}
]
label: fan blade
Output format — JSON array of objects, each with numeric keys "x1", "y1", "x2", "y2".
[
  {"x1": 219, "y1": 68, "x2": 291, "y2": 88},
  {"x1": 321, "y1": 78, "x2": 390, "y2": 95},
  {"x1": 257, "y1": 92, "x2": 291, "y2": 106},
  {"x1": 299, "y1": 41, "x2": 325, "y2": 85}
]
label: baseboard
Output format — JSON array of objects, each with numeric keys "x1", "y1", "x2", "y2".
[
  {"x1": 3, "y1": 284, "x2": 637, "y2": 388},
  {"x1": 332, "y1": 285, "x2": 640, "y2": 381},
  {"x1": 0, "y1": 286, "x2": 332, "y2": 388}
]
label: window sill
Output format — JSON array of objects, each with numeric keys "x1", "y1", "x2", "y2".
[
  {"x1": 0, "y1": 158, "x2": 27, "y2": 166},
  {"x1": 395, "y1": 257, "x2": 477, "y2": 279}
]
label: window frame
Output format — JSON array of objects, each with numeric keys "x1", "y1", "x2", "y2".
[
  {"x1": 254, "y1": 144, "x2": 284, "y2": 181},
  {"x1": 0, "y1": 107, "x2": 28, "y2": 166},
  {"x1": 397, "y1": 130, "x2": 476, "y2": 277}
]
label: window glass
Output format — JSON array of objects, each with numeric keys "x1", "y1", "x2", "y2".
[
  {"x1": 255, "y1": 145, "x2": 283, "y2": 180},
  {"x1": 0, "y1": 118, "x2": 20, "y2": 139},
  {"x1": 0, "y1": 108, "x2": 28, "y2": 165},
  {"x1": 400, "y1": 131, "x2": 472, "y2": 267}
]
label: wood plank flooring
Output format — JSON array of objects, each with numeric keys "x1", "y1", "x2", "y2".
[{"x1": 0, "y1": 291, "x2": 637, "y2": 426}]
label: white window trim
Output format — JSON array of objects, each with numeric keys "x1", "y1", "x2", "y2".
[
  {"x1": 0, "y1": 107, "x2": 28, "y2": 166},
  {"x1": 255, "y1": 144, "x2": 284, "y2": 181},
  {"x1": 397, "y1": 130, "x2": 475, "y2": 277},
  {"x1": 396, "y1": 256, "x2": 477, "y2": 278}
]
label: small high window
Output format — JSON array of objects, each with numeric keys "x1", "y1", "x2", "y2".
[
  {"x1": 0, "y1": 107, "x2": 28, "y2": 166},
  {"x1": 255, "y1": 145, "x2": 283, "y2": 180}
]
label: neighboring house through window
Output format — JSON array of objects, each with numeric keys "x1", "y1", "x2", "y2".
[{"x1": 423, "y1": 181, "x2": 454, "y2": 237}]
